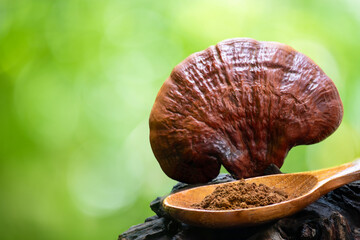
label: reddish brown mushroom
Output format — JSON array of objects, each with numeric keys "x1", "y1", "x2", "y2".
[{"x1": 149, "y1": 38, "x2": 343, "y2": 184}]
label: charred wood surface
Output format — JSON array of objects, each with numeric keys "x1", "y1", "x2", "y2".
[{"x1": 119, "y1": 168, "x2": 360, "y2": 240}]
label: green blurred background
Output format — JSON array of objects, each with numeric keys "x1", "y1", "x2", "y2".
[{"x1": 1, "y1": 0, "x2": 360, "y2": 239}]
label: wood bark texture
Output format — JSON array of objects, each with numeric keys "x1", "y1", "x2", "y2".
[{"x1": 119, "y1": 168, "x2": 360, "y2": 240}]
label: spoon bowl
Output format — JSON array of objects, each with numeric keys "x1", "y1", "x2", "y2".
[{"x1": 163, "y1": 159, "x2": 360, "y2": 228}]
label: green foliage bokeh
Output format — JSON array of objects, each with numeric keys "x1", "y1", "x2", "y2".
[{"x1": 1, "y1": 0, "x2": 359, "y2": 239}]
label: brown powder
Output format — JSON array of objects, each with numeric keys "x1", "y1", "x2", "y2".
[{"x1": 191, "y1": 180, "x2": 288, "y2": 210}]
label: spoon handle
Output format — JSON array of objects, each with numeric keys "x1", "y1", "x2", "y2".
[{"x1": 310, "y1": 159, "x2": 360, "y2": 195}]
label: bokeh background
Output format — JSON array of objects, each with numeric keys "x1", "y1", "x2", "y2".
[{"x1": 1, "y1": 0, "x2": 360, "y2": 239}]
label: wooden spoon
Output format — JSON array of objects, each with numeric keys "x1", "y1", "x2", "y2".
[{"x1": 163, "y1": 159, "x2": 360, "y2": 228}]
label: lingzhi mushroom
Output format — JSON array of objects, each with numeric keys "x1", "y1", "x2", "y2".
[{"x1": 149, "y1": 38, "x2": 343, "y2": 184}]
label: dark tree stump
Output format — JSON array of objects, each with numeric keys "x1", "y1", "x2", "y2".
[{"x1": 119, "y1": 169, "x2": 360, "y2": 240}]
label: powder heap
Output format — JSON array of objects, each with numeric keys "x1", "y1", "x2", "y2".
[{"x1": 192, "y1": 180, "x2": 288, "y2": 210}]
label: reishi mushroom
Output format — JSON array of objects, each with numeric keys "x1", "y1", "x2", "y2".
[{"x1": 149, "y1": 38, "x2": 343, "y2": 184}]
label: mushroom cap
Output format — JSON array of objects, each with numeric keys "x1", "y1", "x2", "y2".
[{"x1": 149, "y1": 38, "x2": 343, "y2": 184}]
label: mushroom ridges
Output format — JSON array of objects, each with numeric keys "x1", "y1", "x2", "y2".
[{"x1": 149, "y1": 38, "x2": 343, "y2": 184}]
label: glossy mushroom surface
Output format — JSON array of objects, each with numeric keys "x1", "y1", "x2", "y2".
[{"x1": 149, "y1": 38, "x2": 343, "y2": 184}]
